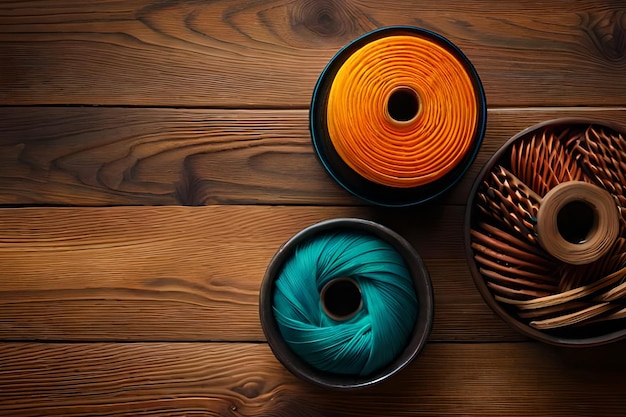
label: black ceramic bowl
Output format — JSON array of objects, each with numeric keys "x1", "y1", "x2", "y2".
[
  {"x1": 310, "y1": 26, "x2": 487, "y2": 207},
  {"x1": 259, "y1": 218, "x2": 434, "y2": 389},
  {"x1": 465, "y1": 118, "x2": 626, "y2": 346}
]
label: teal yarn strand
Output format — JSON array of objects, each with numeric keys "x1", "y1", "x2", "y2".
[{"x1": 272, "y1": 231, "x2": 418, "y2": 376}]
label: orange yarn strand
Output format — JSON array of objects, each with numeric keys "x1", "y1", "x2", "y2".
[{"x1": 327, "y1": 35, "x2": 478, "y2": 188}]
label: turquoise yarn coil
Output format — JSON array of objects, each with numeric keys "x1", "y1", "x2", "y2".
[{"x1": 272, "y1": 230, "x2": 418, "y2": 376}]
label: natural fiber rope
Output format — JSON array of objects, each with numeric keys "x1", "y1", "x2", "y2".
[
  {"x1": 510, "y1": 128, "x2": 587, "y2": 197},
  {"x1": 535, "y1": 181, "x2": 619, "y2": 265},
  {"x1": 326, "y1": 35, "x2": 478, "y2": 188}
]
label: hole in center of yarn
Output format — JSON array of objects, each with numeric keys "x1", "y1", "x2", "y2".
[
  {"x1": 386, "y1": 87, "x2": 420, "y2": 123},
  {"x1": 557, "y1": 200, "x2": 596, "y2": 244},
  {"x1": 321, "y1": 278, "x2": 363, "y2": 321}
]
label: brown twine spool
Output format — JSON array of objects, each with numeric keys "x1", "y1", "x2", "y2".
[{"x1": 535, "y1": 181, "x2": 620, "y2": 265}]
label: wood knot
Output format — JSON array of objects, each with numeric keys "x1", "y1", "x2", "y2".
[
  {"x1": 231, "y1": 380, "x2": 264, "y2": 399},
  {"x1": 580, "y1": 10, "x2": 626, "y2": 62},
  {"x1": 290, "y1": 0, "x2": 373, "y2": 43}
]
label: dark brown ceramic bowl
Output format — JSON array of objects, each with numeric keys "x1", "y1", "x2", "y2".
[
  {"x1": 465, "y1": 118, "x2": 626, "y2": 346},
  {"x1": 259, "y1": 218, "x2": 434, "y2": 389}
]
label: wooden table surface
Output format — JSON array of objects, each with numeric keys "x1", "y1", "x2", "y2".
[{"x1": 1, "y1": 1, "x2": 626, "y2": 415}]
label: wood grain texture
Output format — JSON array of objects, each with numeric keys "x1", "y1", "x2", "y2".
[
  {"x1": 2, "y1": 107, "x2": 626, "y2": 207},
  {"x1": 1, "y1": 0, "x2": 625, "y2": 106},
  {"x1": 1, "y1": 341, "x2": 626, "y2": 416},
  {"x1": 0, "y1": 205, "x2": 518, "y2": 342},
  {"x1": 0, "y1": 108, "x2": 351, "y2": 206},
  {"x1": 2, "y1": 0, "x2": 625, "y2": 414}
]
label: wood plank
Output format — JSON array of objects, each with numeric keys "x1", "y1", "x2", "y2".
[
  {"x1": 0, "y1": 0, "x2": 624, "y2": 107},
  {"x1": 2, "y1": 107, "x2": 626, "y2": 207},
  {"x1": 0, "y1": 205, "x2": 519, "y2": 342},
  {"x1": 1, "y1": 341, "x2": 625, "y2": 416},
  {"x1": 0, "y1": 108, "x2": 352, "y2": 206}
]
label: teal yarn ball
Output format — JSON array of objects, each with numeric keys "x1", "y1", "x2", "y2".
[{"x1": 272, "y1": 230, "x2": 419, "y2": 376}]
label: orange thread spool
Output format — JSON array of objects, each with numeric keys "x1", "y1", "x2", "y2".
[{"x1": 326, "y1": 35, "x2": 479, "y2": 188}]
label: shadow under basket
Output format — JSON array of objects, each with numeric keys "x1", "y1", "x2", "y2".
[
  {"x1": 310, "y1": 26, "x2": 487, "y2": 207},
  {"x1": 259, "y1": 218, "x2": 434, "y2": 389},
  {"x1": 465, "y1": 118, "x2": 626, "y2": 346}
]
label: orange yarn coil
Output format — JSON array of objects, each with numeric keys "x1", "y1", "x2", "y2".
[{"x1": 326, "y1": 35, "x2": 478, "y2": 188}]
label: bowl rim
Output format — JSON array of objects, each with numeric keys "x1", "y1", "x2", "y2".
[
  {"x1": 464, "y1": 117, "x2": 626, "y2": 347},
  {"x1": 309, "y1": 25, "x2": 487, "y2": 207},
  {"x1": 259, "y1": 218, "x2": 434, "y2": 389}
]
